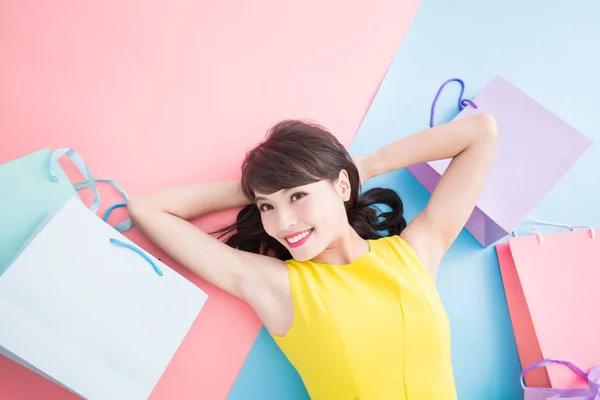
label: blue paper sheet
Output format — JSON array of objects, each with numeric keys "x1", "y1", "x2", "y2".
[
  {"x1": 350, "y1": 1, "x2": 599, "y2": 399},
  {"x1": 227, "y1": 327, "x2": 309, "y2": 400}
]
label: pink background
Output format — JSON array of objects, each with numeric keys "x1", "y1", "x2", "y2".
[{"x1": 0, "y1": 0, "x2": 420, "y2": 398}]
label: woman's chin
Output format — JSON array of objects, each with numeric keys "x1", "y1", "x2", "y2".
[{"x1": 288, "y1": 240, "x2": 324, "y2": 262}]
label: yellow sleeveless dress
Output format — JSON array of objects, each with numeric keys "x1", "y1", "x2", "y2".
[{"x1": 270, "y1": 235, "x2": 457, "y2": 400}]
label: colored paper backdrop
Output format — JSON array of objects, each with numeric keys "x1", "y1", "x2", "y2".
[{"x1": 0, "y1": 0, "x2": 420, "y2": 398}]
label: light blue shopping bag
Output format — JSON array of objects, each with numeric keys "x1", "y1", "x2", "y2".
[
  {"x1": 0, "y1": 148, "x2": 208, "y2": 399},
  {"x1": 0, "y1": 148, "x2": 131, "y2": 275}
]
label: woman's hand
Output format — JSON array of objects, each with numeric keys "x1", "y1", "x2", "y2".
[
  {"x1": 352, "y1": 156, "x2": 367, "y2": 184},
  {"x1": 352, "y1": 154, "x2": 383, "y2": 185}
]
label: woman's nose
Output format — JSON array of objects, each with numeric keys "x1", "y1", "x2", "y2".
[{"x1": 276, "y1": 207, "x2": 297, "y2": 230}]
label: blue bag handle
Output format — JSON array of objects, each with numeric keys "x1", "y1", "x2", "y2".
[
  {"x1": 49, "y1": 148, "x2": 133, "y2": 232},
  {"x1": 48, "y1": 149, "x2": 159, "y2": 275},
  {"x1": 103, "y1": 202, "x2": 132, "y2": 233},
  {"x1": 73, "y1": 178, "x2": 129, "y2": 202},
  {"x1": 49, "y1": 148, "x2": 101, "y2": 213},
  {"x1": 74, "y1": 178, "x2": 133, "y2": 232}
]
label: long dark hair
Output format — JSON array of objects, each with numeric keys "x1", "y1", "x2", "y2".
[{"x1": 213, "y1": 120, "x2": 407, "y2": 260}]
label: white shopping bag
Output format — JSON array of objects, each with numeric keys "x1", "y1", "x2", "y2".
[{"x1": 0, "y1": 197, "x2": 208, "y2": 400}]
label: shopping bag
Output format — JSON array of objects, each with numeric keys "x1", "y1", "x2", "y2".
[
  {"x1": 407, "y1": 75, "x2": 593, "y2": 247},
  {"x1": 497, "y1": 224, "x2": 600, "y2": 389},
  {"x1": 0, "y1": 196, "x2": 209, "y2": 400},
  {"x1": 0, "y1": 148, "x2": 131, "y2": 274},
  {"x1": 521, "y1": 359, "x2": 600, "y2": 400}
]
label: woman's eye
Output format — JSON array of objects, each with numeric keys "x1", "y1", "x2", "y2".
[
  {"x1": 259, "y1": 204, "x2": 273, "y2": 212},
  {"x1": 291, "y1": 192, "x2": 307, "y2": 202}
]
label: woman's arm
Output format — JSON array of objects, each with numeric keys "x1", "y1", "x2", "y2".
[
  {"x1": 359, "y1": 112, "x2": 498, "y2": 280},
  {"x1": 128, "y1": 181, "x2": 288, "y2": 303},
  {"x1": 131, "y1": 180, "x2": 251, "y2": 219}
]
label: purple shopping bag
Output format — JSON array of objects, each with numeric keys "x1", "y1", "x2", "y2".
[
  {"x1": 407, "y1": 75, "x2": 592, "y2": 247},
  {"x1": 522, "y1": 359, "x2": 600, "y2": 400}
]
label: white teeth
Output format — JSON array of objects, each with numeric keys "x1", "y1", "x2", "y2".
[{"x1": 287, "y1": 229, "x2": 311, "y2": 244}]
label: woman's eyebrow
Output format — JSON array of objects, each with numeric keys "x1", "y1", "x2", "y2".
[{"x1": 254, "y1": 188, "x2": 293, "y2": 202}]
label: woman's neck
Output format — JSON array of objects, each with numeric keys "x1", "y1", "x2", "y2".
[{"x1": 311, "y1": 226, "x2": 371, "y2": 266}]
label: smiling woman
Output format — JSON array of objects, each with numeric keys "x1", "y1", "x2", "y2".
[
  {"x1": 213, "y1": 120, "x2": 407, "y2": 265},
  {"x1": 128, "y1": 115, "x2": 497, "y2": 399}
]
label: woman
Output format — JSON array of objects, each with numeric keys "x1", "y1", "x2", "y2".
[{"x1": 128, "y1": 113, "x2": 498, "y2": 399}]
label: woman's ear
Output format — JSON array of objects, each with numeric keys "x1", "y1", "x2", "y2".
[{"x1": 336, "y1": 169, "x2": 352, "y2": 202}]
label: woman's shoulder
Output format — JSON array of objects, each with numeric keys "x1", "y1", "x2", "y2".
[
  {"x1": 372, "y1": 234, "x2": 412, "y2": 252},
  {"x1": 371, "y1": 235, "x2": 428, "y2": 270}
]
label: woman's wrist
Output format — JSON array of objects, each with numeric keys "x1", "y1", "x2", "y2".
[{"x1": 354, "y1": 152, "x2": 386, "y2": 182}]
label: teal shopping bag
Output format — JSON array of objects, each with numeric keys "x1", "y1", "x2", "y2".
[{"x1": 0, "y1": 148, "x2": 130, "y2": 274}]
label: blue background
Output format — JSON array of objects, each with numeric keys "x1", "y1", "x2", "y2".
[{"x1": 228, "y1": 0, "x2": 600, "y2": 398}]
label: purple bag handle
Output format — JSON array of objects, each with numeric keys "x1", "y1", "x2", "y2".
[
  {"x1": 521, "y1": 359, "x2": 600, "y2": 399},
  {"x1": 590, "y1": 366, "x2": 600, "y2": 398},
  {"x1": 429, "y1": 78, "x2": 478, "y2": 127}
]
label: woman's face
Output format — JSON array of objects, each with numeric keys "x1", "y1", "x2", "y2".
[{"x1": 255, "y1": 171, "x2": 352, "y2": 261}]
